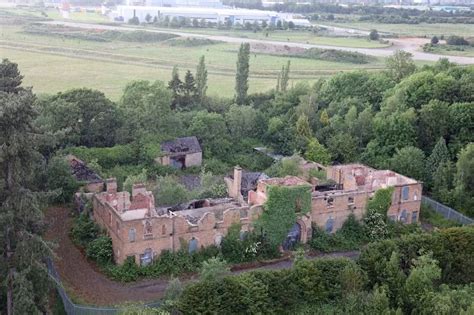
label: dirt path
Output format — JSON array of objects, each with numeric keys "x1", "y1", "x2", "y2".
[
  {"x1": 44, "y1": 207, "x2": 169, "y2": 306},
  {"x1": 43, "y1": 21, "x2": 474, "y2": 65},
  {"x1": 44, "y1": 207, "x2": 359, "y2": 306}
]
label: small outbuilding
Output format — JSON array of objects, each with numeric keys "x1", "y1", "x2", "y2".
[{"x1": 156, "y1": 136, "x2": 202, "y2": 169}]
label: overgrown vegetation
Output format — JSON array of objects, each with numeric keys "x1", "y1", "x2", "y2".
[
  {"x1": 173, "y1": 226, "x2": 474, "y2": 314},
  {"x1": 287, "y1": 47, "x2": 374, "y2": 64},
  {"x1": 257, "y1": 183, "x2": 312, "y2": 247},
  {"x1": 70, "y1": 215, "x2": 279, "y2": 282}
]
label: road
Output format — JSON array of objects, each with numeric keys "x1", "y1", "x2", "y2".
[{"x1": 44, "y1": 20, "x2": 474, "y2": 65}]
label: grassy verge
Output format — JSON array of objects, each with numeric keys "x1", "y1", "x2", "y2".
[{"x1": 324, "y1": 21, "x2": 474, "y2": 37}]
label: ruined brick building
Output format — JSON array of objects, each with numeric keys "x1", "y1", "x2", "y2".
[{"x1": 92, "y1": 163, "x2": 422, "y2": 265}]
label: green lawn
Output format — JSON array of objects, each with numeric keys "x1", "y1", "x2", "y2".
[
  {"x1": 325, "y1": 21, "x2": 474, "y2": 37},
  {"x1": 0, "y1": 23, "x2": 390, "y2": 100}
]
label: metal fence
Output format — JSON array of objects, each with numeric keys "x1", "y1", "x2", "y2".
[
  {"x1": 47, "y1": 259, "x2": 161, "y2": 315},
  {"x1": 422, "y1": 196, "x2": 473, "y2": 225}
]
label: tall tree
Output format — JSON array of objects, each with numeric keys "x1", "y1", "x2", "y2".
[
  {"x1": 0, "y1": 58, "x2": 23, "y2": 93},
  {"x1": 182, "y1": 70, "x2": 197, "y2": 108},
  {"x1": 168, "y1": 65, "x2": 183, "y2": 110},
  {"x1": 385, "y1": 50, "x2": 416, "y2": 82},
  {"x1": 390, "y1": 146, "x2": 426, "y2": 182},
  {"x1": 427, "y1": 137, "x2": 450, "y2": 180},
  {"x1": 195, "y1": 55, "x2": 208, "y2": 102},
  {"x1": 280, "y1": 60, "x2": 290, "y2": 92},
  {"x1": 235, "y1": 43, "x2": 250, "y2": 105},
  {"x1": 0, "y1": 61, "x2": 52, "y2": 314}
]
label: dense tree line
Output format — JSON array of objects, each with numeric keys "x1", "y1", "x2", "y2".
[
  {"x1": 170, "y1": 226, "x2": 474, "y2": 314},
  {"x1": 0, "y1": 59, "x2": 53, "y2": 313}
]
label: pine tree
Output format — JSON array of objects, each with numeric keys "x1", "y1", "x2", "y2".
[
  {"x1": 182, "y1": 70, "x2": 197, "y2": 108},
  {"x1": 427, "y1": 137, "x2": 450, "y2": 184},
  {"x1": 195, "y1": 55, "x2": 208, "y2": 102},
  {"x1": 235, "y1": 43, "x2": 250, "y2": 105},
  {"x1": 0, "y1": 60, "x2": 52, "y2": 314},
  {"x1": 168, "y1": 65, "x2": 182, "y2": 110},
  {"x1": 280, "y1": 60, "x2": 290, "y2": 92},
  {"x1": 0, "y1": 58, "x2": 23, "y2": 93}
]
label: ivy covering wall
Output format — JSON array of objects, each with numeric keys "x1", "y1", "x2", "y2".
[
  {"x1": 257, "y1": 184, "x2": 312, "y2": 246},
  {"x1": 367, "y1": 187, "x2": 395, "y2": 217}
]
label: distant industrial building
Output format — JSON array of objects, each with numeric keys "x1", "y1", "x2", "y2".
[
  {"x1": 124, "y1": 0, "x2": 224, "y2": 8},
  {"x1": 110, "y1": 5, "x2": 311, "y2": 26}
]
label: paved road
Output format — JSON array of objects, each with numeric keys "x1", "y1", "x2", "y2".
[{"x1": 44, "y1": 20, "x2": 474, "y2": 64}]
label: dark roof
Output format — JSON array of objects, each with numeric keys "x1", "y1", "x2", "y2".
[
  {"x1": 160, "y1": 136, "x2": 201, "y2": 155},
  {"x1": 67, "y1": 155, "x2": 102, "y2": 183}
]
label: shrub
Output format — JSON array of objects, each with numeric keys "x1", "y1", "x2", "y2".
[
  {"x1": 86, "y1": 235, "x2": 113, "y2": 266},
  {"x1": 199, "y1": 257, "x2": 230, "y2": 281},
  {"x1": 446, "y1": 35, "x2": 469, "y2": 46},
  {"x1": 153, "y1": 176, "x2": 192, "y2": 206},
  {"x1": 369, "y1": 29, "x2": 380, "y2": 41},
  {"x1": 106, "y1": 256, "x2": 141, "y2": 282},
  {"x1": 309, "y1": 215, "x2": 367, "y2": 253},
  {"x1": 298, "y1": 48, "x2": 373, "y2": 64},
  {"x1": 46, "y1": 156, "x2": 80, "y2": 203},
  {"x1": 123, "y1": 168, "x2": 147, "y2": 193},
  {"x1": 70, "y1": 213, "x2": 100, "y2": 247},
  {"x1": 65, "y1": 145, "x2": 137, "y2": 169}
]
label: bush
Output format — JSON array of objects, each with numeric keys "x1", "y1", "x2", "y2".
[
  {"x1": 70, "y1": 213, "x2": 100, "y2": 247},
  {"x1": 446, "y1": 35, "x2": 469, "y2": 46},
  {"x1": 46, "y1": 156, "x2": 80, "y2": 203},
  {"x1": 65, "y1": 145, "x2": 137, "y2": 169},
  {"x1": 153, "y1": 175, "x2": 192, "y2": 206},
  {"x1": 298, "y1": 48, "x2": 373, "y2": 64},
  {"x1": 86, "y1": 235, "x2": 113, "y2": 266},
  {"x1": 221, "y1": 224, "x2": 280, "y2": 263},
  {"x1": 309, "y1": 215, "x2": 368, "y2": 253},
  {"x1": 369, "y1": 29, "x2": 380, "y2": 41}
]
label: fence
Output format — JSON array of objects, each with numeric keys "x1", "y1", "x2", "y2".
[
  {"x1": 421, "y1": 196, "x2": 473, "y2": 225},
  {"x1": 46, "y1": 259, "x2": 161, "y2": 315}
]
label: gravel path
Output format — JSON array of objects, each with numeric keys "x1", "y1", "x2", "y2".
[
  {"x1": 43, "y1": 21, "x2": 474, "y2": 65},
  {"x1": 44, "y1": 207, "x2": 360, "y2": 306}
]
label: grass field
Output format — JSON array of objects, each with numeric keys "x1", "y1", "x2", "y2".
[
  {"x1": 141, "y1": 26, "x2": 390, "y2": 48},
  {"x1": 425, "y1": 45, "x2": 474, "y2": 58},
  {"x1": 2, "y1": 7, "x2": 389, "y2": 49},
  {"x1": 325, "y1": 21, "x2": 474, "y2": 37},
  {"x1": 0, "y1": 23, "x2": 391, "y2": 100}
]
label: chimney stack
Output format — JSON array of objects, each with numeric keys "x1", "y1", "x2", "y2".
[
  {"x1": 232, "y1": 166, "x2": 242, "y2": 200},
  {"x1": 132, "y1": 183, "x2": 147, "y2": 198}
]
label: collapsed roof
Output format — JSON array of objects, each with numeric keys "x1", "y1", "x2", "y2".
[
  {"x1": 67, "y1": 155, "x2": 102, "y2": 183},
  {"x1": 160, "y1": 136, "x2": 201, "y2": 155}
]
